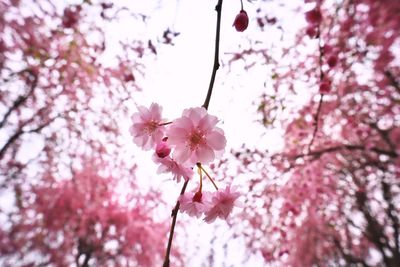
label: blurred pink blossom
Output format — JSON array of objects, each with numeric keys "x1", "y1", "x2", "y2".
[
  {"x1": 204, "y1": 186, "x2": 241, "y2": 223},
  {"x1": 152, "y1": 155, "x2": 194, "y2": 182},
  {"x1": 130, "y1": 103, "x2": 165, "y2": 150}
]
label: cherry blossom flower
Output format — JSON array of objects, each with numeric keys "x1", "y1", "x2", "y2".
[
  {"x1": 204, "y1": 186, "x2": 241, "y2": 223},
  {"x1": 130, "y1": 103, "x2": 165, "y2": 150},
  {"x1": 152, "y1": 155, "x2": 194, "y2": 182},
  {"x1": 167, "y1": 107, "x2": 226, "y2": 165},
  {"x1": 179, "y1": 191, "x2": 211, "y2": 218}
]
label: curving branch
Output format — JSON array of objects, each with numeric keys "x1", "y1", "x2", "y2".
[
  {"x1": 289, "y1": 144, "x2": 398, "y2": 162},
  {"x1": 0, "y1": 69, "x2": 38, "y2": 129}
]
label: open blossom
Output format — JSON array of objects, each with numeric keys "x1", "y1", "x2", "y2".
[
  {"x1": 167, "y1": 107, "x2": 226, "y2": 165},
  {"x1": 152, "y1": 155, "x2": 194, "y2": 182},
  {"x1": 204, "y1": 186, "x2": 241, "y2": 223},
  {"x1": 130, "y1": 103, "x2": 165, "y2": 150},
  {"x1": 179, "y1": 191, "x2": 211, "y2": 218}
]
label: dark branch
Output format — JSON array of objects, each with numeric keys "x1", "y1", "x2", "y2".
[
  {"x1": 308, "y1": 25, "x2": 325, "y2": 152},
  {"x1": 381, "y1": 178, "x2": 400, "y2": 259},
  {"x1": 384, "y1": 70, "x2": 400, "y2": 94},
  {"x1": 162, "y1": 180, "x2": 189, "y2": 267},
  {"x1": 0, "y1": 69, "x2": 38, "y2": 128},
  {"x1": 290, "y1": 144, "x2": 398, "y2": 161},
  {"x1": 202, "y1": 0, "x2": 223, "y2": 110}
]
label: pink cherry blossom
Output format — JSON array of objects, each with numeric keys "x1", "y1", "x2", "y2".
[
  {"x1": 167, "y1": 107, "x2": 226, "y2": 165},
  {"x1": 204, "y1": 186, "x2": 241, "y2": 223},
  {"x1": 130, "y1": 103, "x2": 165, "y2": 150},
  {"x1": 179, "y1": 191, "x2": 211, "y2": 218},
  {"x1": 152, "y1": 155, "x2": 194, "y2": 182}
]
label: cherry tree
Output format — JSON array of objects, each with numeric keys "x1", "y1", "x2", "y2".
[
  {"x1": 0, "y1": 161, "x2": 172, "y2": 266},
  {"x1": 225, "y1": 0, "x2": 400, "y2": 266},
  {"x1": 0, "y1": 0, "x2": 174, "y2": 265}
]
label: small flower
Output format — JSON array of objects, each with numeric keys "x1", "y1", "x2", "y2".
[
  {"x1": 155, "y1": 139, "x2": 171, "y2": 158},
  {"x1": 130, "y1": 103, "x2": 165, "y2": 150},
  {"x1": 204, "y1": 186, "x2": 241, "y2": 223},
  {"x1": 179, "y1": 191, "x2": 211, "y2": 218},
  {"x1": 153, "y1": 155, "x2": 194, "y2": 182},
  {"x1": 167, "y1": 107, "x2": 226, "y2": 165},
  {"x1": 233, "y1": 10, "x2": 249, "y2": 32}
]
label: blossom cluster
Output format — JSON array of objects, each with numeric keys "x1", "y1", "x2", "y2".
[{"x1": 130, "y1": 103, "x2": 240, "y2": 222}]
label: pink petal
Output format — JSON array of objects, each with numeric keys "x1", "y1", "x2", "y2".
[
  {"x1": 168, "y1": 127, "x2": 189, "y2": 144},
  {"x1": 207, "y1": 130, "x2": 226, "y2": 150},
  {"x1": 198, "y1": 115, "x2": 218, "y2": 132},
  {"x1": 174, "y1": 147, "x2": 192, "y2": 163},
  {"x1": 195, "y1": 145, "x2": 215, "y2": 163}
]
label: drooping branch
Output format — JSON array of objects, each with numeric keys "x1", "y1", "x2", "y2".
[
  {"x1": 202, "y1": 0, "x2": 223, "y2": 110},
  {"x1": 308, "y1": 25, "x2": 325, "y2": 152}
]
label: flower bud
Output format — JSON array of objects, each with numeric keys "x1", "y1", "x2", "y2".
[
  {"x1": 319, "y1": 79, "x2": 331, "y2": 94},
  {"x1": 192, "y1": 191, "x2": 202, "y2": 203},
  {"x1": 156, "y1": 140, "x2": 171, "y2": 158},
  {"x1": 327, "y1": 55, "x2": 338, "y2": 68},
  {"x1": 305, "y1": 8, "x2": 322, "y2": 25},
  {"x1": 233, "y1": 10, "x2": 249, "y2": 32},
  {"x1": 306, "y1": 26, "x2": 317, "y2": 38}
]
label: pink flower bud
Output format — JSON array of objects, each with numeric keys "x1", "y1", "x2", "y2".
[
  {"x1": 327, "y1": 55, "x2": 338, "y2": 68},
  {"x1": 305, "y1": 8, "x2": 322, "y2": 25},
  {"x1": 319, "y1": 79, "x2": 331, "y2": 94},
  {"x1": 233, "y1": 10, "x2": 249, "y2": 32},
  {"x1": 62, "y1": 6, "x2": 80, "y2": 28},
  {"x1": 156, "y1": 140, "x2": 171, "y2": 158},
  {"x1": 306, "y1": 26, "x2": 317, "y2": 38},
  {"x1": 192, "y1": 191, "x2": 202, "y2": 203}
]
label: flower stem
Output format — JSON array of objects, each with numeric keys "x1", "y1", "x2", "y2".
[
  {"x1": 162, "y1": 179, "x2": 189, "y2": 267},
  {"x1": 198, "y1": 163, "x2": 219, "y2": 191},
  {"x1": 198, "y1": 165, "x2": 203, "y2": 192},
  {"x1": 159, "y1": 121, "x2": 173, "y2": 126},
  {"x1": 202, "y1": 0, "x2": 223, "y2": 110}
]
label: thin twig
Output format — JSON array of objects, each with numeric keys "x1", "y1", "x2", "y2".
[
  {"x1": 0, "y1": 70, "x2": 38, "y2": 128},
  {"x1": 162, "y1": 180, "x2": 189, "y2": 267},
  {"x1": 202, "y1": 0, "x2": 223, "y2": 110},
  {"x1": 308, "y1": 25, "x2": 325, "y2": 153}
]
